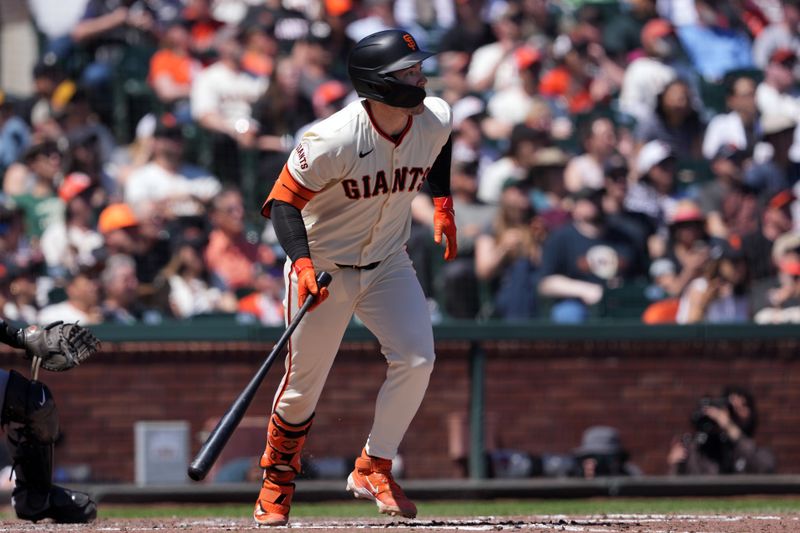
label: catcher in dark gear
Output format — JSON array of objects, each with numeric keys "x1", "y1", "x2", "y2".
[{"x1": 0, "y1": 318, "x2": 100, "y2": 523}]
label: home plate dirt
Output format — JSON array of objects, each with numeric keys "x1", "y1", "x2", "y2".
[{"x1": 0, "y1": 514, "x2": 799, "y2": 532}]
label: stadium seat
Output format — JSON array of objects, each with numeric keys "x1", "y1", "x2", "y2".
[
  {"x1": 676, "y1": 158, "x2": 713, "y2": 186},
  {"x1": 598, "y1": 281, "x2": 652, "y2": 319}
]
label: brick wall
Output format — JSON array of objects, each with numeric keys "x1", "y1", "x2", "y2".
[{"x1": 1, "y1": 336, "x2": 798, "y2": 482}]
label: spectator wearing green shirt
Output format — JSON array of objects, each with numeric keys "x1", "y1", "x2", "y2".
[{"x1": 11, "y1": 141, "x2": 64, "y2": 241}]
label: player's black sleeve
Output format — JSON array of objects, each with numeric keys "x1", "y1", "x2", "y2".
[
  {"x1": 271, "y1": 200, "x2": 311, "y2": 261},
  {"x1": 0, "y1": 318, "x2": 24, "y2": 350},
  {"x1": 426, "y1": 135, "x2": 452, "y2": 197}
]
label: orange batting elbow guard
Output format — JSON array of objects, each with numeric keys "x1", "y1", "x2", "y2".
[
  {"x1": 261, "y1": 165, "x2": 317, "y2": 218},
  {"x1": 292, "y1": 257, "x2": 329, "y2": 311},
  {"x1": 433, "y1": 196, "x2": 457, "y2": 261}
]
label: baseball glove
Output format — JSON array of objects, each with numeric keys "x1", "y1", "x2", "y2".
[{"x1": 22, "y1": 321, "x2": 100, "y2": 373}]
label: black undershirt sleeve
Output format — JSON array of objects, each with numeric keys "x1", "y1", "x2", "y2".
[
  {"x1": 271, "y1": 200, "x2": 311, "y2": 262},
  {"x1": 426, "y1": 135, "x2": 452, "y2": 198}
]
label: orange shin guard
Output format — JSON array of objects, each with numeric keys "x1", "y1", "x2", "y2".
[
  {"x1": 259, "y1": 412, "x2": 314, "y2": 475},
  {"x1": 254, "y1": 413, "x2": 313, "y2": 526}
]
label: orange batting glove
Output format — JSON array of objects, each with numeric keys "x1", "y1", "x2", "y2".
[
  {"x1": 292, "y1": 257, "x2": 329, "y2": 311},
  {"x1": 433, "y1": 196, "x2": 457, "y2": 261}
]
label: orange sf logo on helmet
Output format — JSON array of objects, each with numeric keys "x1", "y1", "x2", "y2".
[{"x1": 403, "y1": 34, "x2": 417, "y2": 50}]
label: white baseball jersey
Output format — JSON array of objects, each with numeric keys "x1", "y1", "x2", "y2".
[{"x1": 280, "y1": 96, "x2": 451, "y2": 267}]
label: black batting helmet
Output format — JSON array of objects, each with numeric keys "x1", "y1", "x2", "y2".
[{"x1": 347, "y1": 30, "x2": 434, "y2": 108}]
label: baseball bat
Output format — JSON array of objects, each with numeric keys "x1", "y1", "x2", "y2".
[{"x1": 187, "y1": 271, "x2": 332, "y2": 482}]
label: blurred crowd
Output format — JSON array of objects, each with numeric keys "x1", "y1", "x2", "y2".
[{"x1": 4, "y1": 0, "x2": 800, "y2": 325}]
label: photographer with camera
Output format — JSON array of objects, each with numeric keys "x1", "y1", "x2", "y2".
[{"x1": 667, "y1": 386, "x2": 776, "y2": 475}]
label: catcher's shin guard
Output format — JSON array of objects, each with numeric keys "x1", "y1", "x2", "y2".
[
  {"x1": 1, "y1": 370, "x2": 58, "y2": 442},
  {"x1": 346, "y1": 448, "x2": 417, "y2": 518},
  {"x1": 253, "y1": 412, "x2": 313, "y2": 526},
  {"x1": 2, "y1": 371, "x2": 96, "y2": 523}
]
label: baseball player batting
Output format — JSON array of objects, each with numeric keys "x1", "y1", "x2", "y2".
[{"x1": 254, "y1": 29, "x2": 457, "y2": 526}]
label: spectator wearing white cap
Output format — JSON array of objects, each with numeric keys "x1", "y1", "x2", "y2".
[
  {"x1": 624, "y1": 140, "x2": 683, "y2": 258},
  {"x1": 450, "y1": 96, "x2": 498, "y2": 180},
  {"x1": 739, "y1": 114, "x2": 796, "y2": 205}
]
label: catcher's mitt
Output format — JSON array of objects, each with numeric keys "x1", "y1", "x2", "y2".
[{"x1": 23, "y1": 321, "x2": 100, "y2": 374}]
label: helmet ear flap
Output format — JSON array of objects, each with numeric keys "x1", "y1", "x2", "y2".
[
  {"x1": 364, "y1": 77, "x2": 392, "y2": 97},
  {"x1": 380, "y1": 76, "x2": 426, "y2": 108}
]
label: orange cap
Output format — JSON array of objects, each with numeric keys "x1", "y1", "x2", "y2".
[
  {"x1": 98, "y1": 203, "x2": 138, "y2": 234},
  {"x1": 780, "y1": 259, "x2": 800, "y2": 276},
  {"x1": 641, "y1": 19, "x2": 673, "y2": 45},
  {"x1": 325, "y1": 0, "x2": 352, "y2": 16},
  {"x1": 58, "y1": 172, "x2": 92, "y2": 203},
  {"x1": 770, "y1": 48, "x2": 796, "y2": 65},
  {"x1": 515, "y1": 46, "x2": 541, "y2": 70},
  {"x1": 312, "y1": 80, "x2": 349, "y2": 108}
]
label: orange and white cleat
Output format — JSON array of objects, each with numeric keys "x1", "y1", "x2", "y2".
[
  {"x1": 346, "y1": 448, "x2": 417, "y2": 519},
  {"x1": 253, "y1": 476, "x2": 293, "y2": 526}
]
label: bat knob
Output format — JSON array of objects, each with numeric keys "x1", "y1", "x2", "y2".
[
  {"x1": 187, "y1": 465, "x2": 206, "y2": 482},
  {"x1": 316, "y1": 271, "x2": 332, "y2": 288}
]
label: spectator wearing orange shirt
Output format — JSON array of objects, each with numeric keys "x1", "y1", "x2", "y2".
[
  {"x1": 204, "y1": 187, "x2": 276, "y2": 292},
  {"x1": 237, "y1": 264, "x2": 285, "y2": 326},
  {"x1": 148, "y1": 22, "x2": 201, "y2": 123},
  {"x1": 240, "y1": 23, "x2": 278, "y2": 78},
  {"x1": 539, "y1": 35, "x2": 594, "y2": 115}
]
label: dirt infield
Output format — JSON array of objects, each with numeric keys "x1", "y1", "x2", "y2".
[{"x1": 0, "y1": 514, "x2": 798, "y2": 532}]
